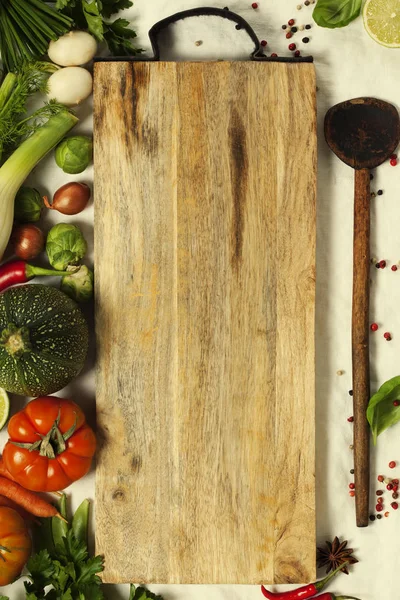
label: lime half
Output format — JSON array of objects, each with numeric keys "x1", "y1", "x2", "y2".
[
  {"x1": 364, "y1": 0, "x2": 400, "y2": 47},
  {"x1": 0, "y1": 388, "x2": 10, "y2": 431}
]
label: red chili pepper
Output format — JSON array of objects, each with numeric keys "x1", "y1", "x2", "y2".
[
  {"x1": 260, "y1": 562, "x2": 350, "y2": 600},
  {"x1": 312, "y1": 595, "x2": 361, "y2": 600},
  {"x1": 0, "y1": 261, "x2": 76, "y2": 293}
]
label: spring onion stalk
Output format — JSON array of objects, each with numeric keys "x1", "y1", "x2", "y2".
[{"x1": 0, "y1": 110, "x2": 78, "y2": 259}]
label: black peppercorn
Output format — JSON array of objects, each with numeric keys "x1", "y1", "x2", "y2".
[
  {"x1": 369, "y1": 515, "x2": 376, "y2": 521},
  {"x1": 305, "y1": 24, "x2": 312, "y2": 29},
  {"x1": 370, "y1": 173, "x2": 374, "y2": 180},
  {"x1": 302, "y1": 36, "x2": 310, "y2": 43},
  {"x1": 350, "y1": 469, "x2": 355, "y2": 474},
  {"x1": 282, "y1": 24, "x2": 287, "y2": 29},
  {"x1": 291, "y1": 26, "x2": 298, "y2": 32},
  {"x1": 349, "y1": 390, "x2": 353, "y2": 396},
  {"x1": 377, "y1": 514, "x2": 382, "y2": 519},
  {"x1": 377, "y1": 189, "x2": 383, "y2": 195}
]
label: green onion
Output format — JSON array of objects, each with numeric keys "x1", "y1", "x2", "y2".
[
  {"x1": 0, "y1": 0, "x2": 73, "y2": 71},
  {"x1": 0, "y1": 111, "x2": 78, "y2": 259}
]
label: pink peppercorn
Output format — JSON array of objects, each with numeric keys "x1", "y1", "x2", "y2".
[
  {"x1": 392, "y1": 265, "x2": 398, "y2": 271},
  {"x1": 392, "y1": 502, "x2": 399, "y2": 510},
  {"x1": 270, "y1": 53, "x2": 278, "y2": 57},
  {"x1": 260, "y1": 40, "x2": 267, "y2": 46},
  {"x1": 378, "y1": 475, "x2": 385, "y2": 482},
  {"x1": 252, "y1": 2, "x2": 258, "y2": 8},
  {"x1": 390, "y1": 158, "x2": 398, "y2": 166},
  {"x1": 347, "y1": 416, "x2": 354, "y2": 423},
  {"x1": 379, "y1": 260, "x2": 386, "y2": 269},
  {"x1": 349, "y1": 491, "x2": 355, "y2": 497},
  {"x1": 384, "y1": 332, "x2": 392, "y2": 341},
  {"x1": 289, "y1": 43, "x2": 296, "y2": 50},
  {"x1": 389, "y1": 461, "x2": 396, "y2": 469},
  {"x1": 376, "y1": 504, "x2": 383, "y2": 511},
  {"x1": 377, "y1": 497, "x2": 383, "y2": 504},
  {"x1": 387, "y1": 483, "x2": 394, "y2": 490},
  {"x1": 286, "y1": 32, "x2": 293, "y2": 39},
  {"x1": 288, "y1": 18, "x2": 295, "y2": 25},
  {"x1": 370, "y1": 323, "x2": 379, "y2": 332},
  {"x1": 393, "y1": 479, "x2": 399, "y2": 484},
  {"x1": 349, "y1": 483, "x2": 355, "y2": 490},
  {"x1": 391, "y1": 154, "x2": 397, "y2": 160},
  {"x1": 376, "y1": 490, "x2": 384, "y2": 496},
  {"x1": 294, "y1": 50, "x2": 301, "y2": 57}
]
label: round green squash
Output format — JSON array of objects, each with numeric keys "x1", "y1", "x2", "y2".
[{"x1": 0, "y1": 284, "x2": 89, "y2": 396}]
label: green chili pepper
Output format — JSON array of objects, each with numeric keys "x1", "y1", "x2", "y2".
[
  {"x1": 72, "y1": 498, "x2": 90, "y2": 545},
  {"x1": 52, "y1": 493, "x2": 69, "y2": 548}
]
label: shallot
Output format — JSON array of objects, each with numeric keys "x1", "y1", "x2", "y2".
[{"x1": 44, "y1": 182, "x2": 91, "y2": 215}]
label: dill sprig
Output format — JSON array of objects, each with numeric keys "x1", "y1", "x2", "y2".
[{"x1": 0, "y1": 62, "x2": 66, "y2": 163}]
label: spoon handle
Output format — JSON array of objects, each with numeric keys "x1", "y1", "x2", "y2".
[{"x1": 353, "y1": 167, "x2": 371, "y2": 527}]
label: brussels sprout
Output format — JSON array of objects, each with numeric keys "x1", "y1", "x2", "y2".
[
  {"x1": 46, "y1": 223, "x2": 87, "y2": 271},
  {"x1": 14, "y1": 186, "x2": 43, "y2": 222},
  {"x1": 61, "y1": 265, "x2": 94, "y2": 303},
  {"x1": 55, "y1": 135, "x2": 93, "y2": 174}
]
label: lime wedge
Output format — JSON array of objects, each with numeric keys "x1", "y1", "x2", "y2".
[
  {"x1": 364, "y1": 0, "x2": 400, "y2": 47},
  {"x1": 0, "y1": 388, "x2": 10, "y2": 431}
]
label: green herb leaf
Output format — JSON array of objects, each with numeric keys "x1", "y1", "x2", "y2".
[
  {"x1": 82, "y1": 0, "x2": 105, "y2": 40},
  {"x1": 27, "y1": 549, "x2": 55, "y2": 581},
  {"x1": 312, "y1": 0, "x2": 362, "y2": 28},
  {"x1": 0, "y1": 595, "x2": 10, "y2": 600},
  {"x1": 103, "y1": 18, "x2": 143, "y2": 55},
  {"x1": 100, "y1": 0, "x2": 133, "y2": 19},
  {"x1": 130, "y1": 585, "x2": 164, "y2": 600},
  {"x1": 367, "y1": 375, "x2": 400, "y2": 444}
]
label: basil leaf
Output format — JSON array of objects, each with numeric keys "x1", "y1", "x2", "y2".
[
  {"x1": 313, "y1": 0, "x2": 362, "y2": 28},
  {"x1": 367, "y1": 376, "x2": 400, "y2": 445}
]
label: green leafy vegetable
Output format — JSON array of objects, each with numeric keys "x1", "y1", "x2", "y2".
[
  {"x1": 0, "y1": 62, "x2": 61, "y2": 163},
  {"x1": 313, "y1": 0, "x2": 362, "y2": 28},
  {"x1": 46, "y1": 223, "x2": 88, "y2": 271},
  {"x1": 130, "y1": 585, "x2": 164, "y2": 600},
  {"x1": 0, "y1": 0, "x2": 72, "y2": 72},
  {"x1": 61, "y1": 265, "x2": 94, "y2": 303},
  {"x1": 57, "y1": 0, "x2": 143, "y2": 56},
  {"x1": 367, "y1": 375, "x2": 400, "y2": 444}
]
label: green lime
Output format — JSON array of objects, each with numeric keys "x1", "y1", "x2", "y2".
[
  {"x1": 0, "y1": 388, "x2": 10, "y2": 430},
  {"x1": 364, "y1": 0, "x2": 400, "y2": 47}
]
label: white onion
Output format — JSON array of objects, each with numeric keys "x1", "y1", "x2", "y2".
[
  {"x1": 48, "y1": 31, "x2": 97, "y2": 66},
  {"x1": 47, "y1": 67, "x2": 93, "y2": 107}
]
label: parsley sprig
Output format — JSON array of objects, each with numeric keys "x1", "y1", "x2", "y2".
[{"x1": 56, "y1": 0, "x2": 143, "y2": 56}]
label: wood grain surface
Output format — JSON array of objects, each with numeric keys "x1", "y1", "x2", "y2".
[{"x1": 94, "y1": 61, "x2": 317, "y2": 585}]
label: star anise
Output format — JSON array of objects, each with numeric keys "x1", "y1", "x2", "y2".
[{"x1": 317, "y1": 536, "x2": 359, "y2": 575}]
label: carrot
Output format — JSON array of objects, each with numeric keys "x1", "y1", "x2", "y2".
[
  {"x1": 0, "y1": 477, "x2": 66, "y2": 521},
  {"x1": 0, "y1": 494, "x2": 35, "y2": 522}
]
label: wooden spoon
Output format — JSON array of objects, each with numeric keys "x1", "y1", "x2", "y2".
[{"x1": 325, "y1": 98, "x2": 400, "y2": 527}]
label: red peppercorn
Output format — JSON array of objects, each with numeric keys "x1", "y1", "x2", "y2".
[
  {"x1": 392, "y1": 502, "x2": 399, "y2": 510},
  {"x1": 349, "y1": 482, "x2": 355, "y2": 489},
  {"x1": 347, "y1": 416, "x2": 354, "y2": 422},
  {"x1": 260, "y1": 40, "x2": 267, "y2": 46},
  {"x1": 377, "y1": 497, "x2": 383, "y2": 504},
  {"x1": 376, "y1": 504, "x2": 383, "y2": 511},
  {"x1": 387, "y1": 483, "x2": 394, "y2": 490},
  {"x1": 393, "y1": 485, "x2": 399, "y2": 492},
  {"x1": 393, "y1": 492, "x2": 399, "y2": 499},
  {"x1": 288, "y1": 43, "x2": 296, "y2": 50},
  {"x1": 389, "y1": 461, "x2": 396, "y2": 469},
  {"x1": 376, "y1": 490, "x2": 384, "y2": 496},
  {"x1": 370, "y1": 322, "x2": 379, "y2": 332},
  {"x1": 270, "y1": 53, "x2": 278, "y2": 57},
  {"x1": 252, "y1": 2, "x2": 258, "y2": 8},
  {"x1": 286, "y1": 32, "x2": 293, "y2": 39},
  {"x1": 294, "y1": 50, "x2": 301, "y2": 57},
  {"x1": 384, "y1": 332, "x2": 392, "y2": 341},
  {"x1": 379, "y1": 260, "x2": 386, "y2": 269},
  {"x1": 393, "y1": 479, "x2": 399, "y2": 484},
  {"x1": 390, "y1": 158, "x2": 398, "y2": 166},
  {"x1": 378, "y1": 475, "x2": 385, "y2": 482},
  {"x1": 349, "y1": 491, "x2": 355, "y2": 497},
  {"x1": 288, "y1": 18, "x2": 295, "y2": 25},
  {"x1": 394, "y1": 401, "x2": 400, "y2": 406},
  {"x1": 391, "y1": 154, "x2": 397, "y2": 160},
  {"x1": 392, "y1": 265, "x2": 398, "y2": 271},
  {"x1": 385, "y1": 511, "x2": 390, "y2": 517}
]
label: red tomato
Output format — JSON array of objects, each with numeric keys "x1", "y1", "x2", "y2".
[
  {"x1": 3, "y1": 396, "x2": 96, "y2": 492},
  {"x1": 0, "y1": 507, "x2": 31, "y2": 586}
]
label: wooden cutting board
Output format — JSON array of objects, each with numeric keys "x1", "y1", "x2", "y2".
[{"x1": 94, "y1": 60, "x2": 317, "y2": 585}]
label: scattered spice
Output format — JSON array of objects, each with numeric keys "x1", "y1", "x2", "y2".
[
  {"x1": 377, "y1": 514, "x2": 382, "y2": 519},
  {"x1": 303, "y1": 37, "x2": 310, "y2": 43},
  {"x1": 286, "y1": 32, "x2": 293, "y2": 39},
  {"x1": 378, "y1": 475, "x2": 384, "y2": 482},
  {"x1": 393, "y1": 492, "x2": 399, "y2": 499},
  {"x1": 350, "y1": 468, "x2": 354, "y2": 474},
  {"x1": 377, "y1": 497, "x2": 383, "y2": 504},
  {"x1": 336, "y1": 370, "x2": 344, "y2": 376},
  {"x1": 288, "y1": 18, "x2": 295, "y2": 25},
  {"x1": 271, "y1": 53, "x2": 278, "y2": 57},
  {"x1": 370, "y1": 173, "x2": 374, "y2": 180},
  {"x1": 370, "y1": 323, "x2": 379, "y2": 332},
  {"x1": 252, "y1": 2, "x2": 258, "y2": 8},
  {"x1": 261, "y1": 40, "x2": 268, "y2": 46},
  {"x1": 390, "y1": 158, "x2": 397, "y2": 166},
  {"x1": 379, "y1": 260, "x2": 386, "y2": 269},
  {"x1": 305, "y1": 24, "x2": 312, "y2": 29},
  {"x1": 297, "y1": 4, "x2": 302, "y2": 9},
  {"x1": 299, "y1": 24, "x2": 305, "y2": 31},
  {"x1": 289, "y1": 43, "x2": 296, "y2": 50},
  {"x1": 195, "y1": 40, "x2": 203, "y2": 46},
  {"x1": 317, "y1": 538, "x2": 358, "y2": 575},
  {"x1": 387, "y1": 483, "x2": 394, "y2": 490},
  {"x1": 393, "y1": 485, "x2": 399, "y2": 492},
  {"x1": 371, "y1": 192, "x2": 376, "y2": 198},
  {"x1": 369, "y1": 514, "x2": 375, "y2": 521},
  {"x1": 305, "y1": 0, "x2": 310, "y2": 5},
  {"x1": 291, "y1": 26, "x2": 298, "y2": 32},
  {"x1": 393, "y1": 479, "x2": 399, "y2": 484},
  {"x1": 347, "y1": 416, "x2": 354, "y2": 423},
  {"x1": 349, "y1": 444, "x2": 354, "y2": 450},
  {"x1": 282, "y1": 24, "x2": 287, "y2": 29},
  {"x1": 389, "y1": 461, "x2": 396, "y2": 469},
  {"x1": 376, "y1": 504, "x2": 383, "y2": 512},
  {"x1": 377, "y1": 189, "x2": 383, "y2": 195},
  {"x1": 376, "y1": 490, "x2": 383, "y2": 496},
  {"x1": 392, "y1": 265, "x2": 398, "y2": 271},
  {"x1": 384, "y1": 332, "x2": 392, "y2": 341},
  {"x1": 349, "y1": 390, "x2": 353, "y2": 396},
  {"x1": 385, "y1": 511, "x2": 390, "y2": 517},
  {"x1": 294, "y1": 50, "x2": 301, "y2": 56},
  {"x1": 392, "y1": 502, "x2": 399, "y2": 509},
  {"x1": 349, "y1": 491, "x2": 355, "y2": 497},
  {"x1": 349, "y1": 483, "x2": 355, "y2": 490},
  {"x1": 384, "y1": 477, "x2": 391, "y2": 484}
]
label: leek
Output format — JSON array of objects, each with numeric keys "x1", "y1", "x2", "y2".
[{"x1": 0, "y1": 110, "x2": 78, "y2": 259}]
